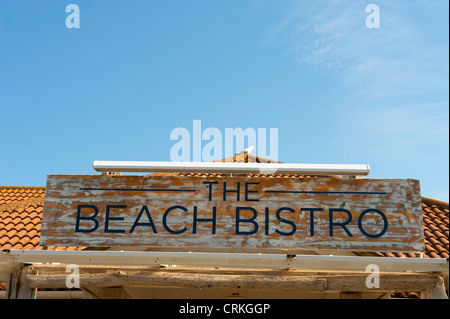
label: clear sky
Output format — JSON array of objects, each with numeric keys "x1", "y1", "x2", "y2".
[{"x1": 0, "y1": 0, "x2": 448, "y2": 201}]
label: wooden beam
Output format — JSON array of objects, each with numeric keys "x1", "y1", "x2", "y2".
[
  {"x1": 25, "y1": 269, "x2": 441, "y2": 293},
  {"x1": 82, "y1": 287, "x2": 124, "y2": 299},
  {"x1": 26, "y1": 270, "x2": 328, "y2": 291},
  {"x1": 3, "y1": 250, "x2": 447, "y2": 273},
  {"x1": 326, "y1": 273, "x2": 441, "y2": 292},
  {"x1": 339, "y1": 292, "x2": 362, "y2": 299}
]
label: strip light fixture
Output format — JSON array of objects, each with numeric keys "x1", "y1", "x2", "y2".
[{"x1": 93, "y1": 161, "x2": 370, "y2": 176}]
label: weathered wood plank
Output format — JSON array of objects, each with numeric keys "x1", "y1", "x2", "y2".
[
  {"x1": 25, "y1": 269, "x2": 439, "y2": 293},
  {"x1": 26, "y1": 270, "x2": 327, "y2": 291},
  {"x1": 40, "y1": 175, "x2": 424, "y2": 252}
]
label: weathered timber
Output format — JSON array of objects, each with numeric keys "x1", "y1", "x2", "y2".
[
  {"x1": 6, "y1": 266, "x2": 36, "y2": 299},
  {"x1": 26, "y1": 270, "x2": 327, "y2": 291},
  {"x1": 420, "y1": 276, "x2": 448, "y2": 299},
  {"x1": 41, "y1": 174, "x2": 424, "y2": 252},
  {"x1": 25, "y1": 269, "x2": 441, "y2": 293}
]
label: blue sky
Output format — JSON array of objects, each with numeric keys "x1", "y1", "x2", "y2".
[{"x1": 0, "y1": 0, "x2": 448, "y2": 201}]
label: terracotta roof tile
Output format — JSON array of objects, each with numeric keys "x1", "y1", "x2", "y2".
[
  {"x1": 391, "y1": 291, "x2": 420, "y2": 299},
  {"x1": 377, "y1": 197, "x2": 449, "y2": 260},
  {"x1": 0, "y1": 186, "x2": 45, "y2": 206},
  {"x1": 0, "y1": 186, "x2": 85, "y2": 252}
]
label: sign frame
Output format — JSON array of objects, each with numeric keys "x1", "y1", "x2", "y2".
[{"x1": 40, "y1": 174, "x2": 424, "y2": 253}]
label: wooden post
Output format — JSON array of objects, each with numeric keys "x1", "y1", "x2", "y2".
[
  {"x1": 420, "y1": 276, "x2": 448, "y2": 299},
  {"x1": 6, "y1": 266, "x2": 37, "y2": 299}
]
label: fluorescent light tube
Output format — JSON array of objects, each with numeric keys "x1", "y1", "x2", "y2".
[{"x1": 93, "y1": 161, "x2": 370, "y2": 176}]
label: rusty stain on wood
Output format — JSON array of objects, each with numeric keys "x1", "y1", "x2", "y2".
[{"x1": 40, "y1": 175, "x2": 424, "y2": 252}]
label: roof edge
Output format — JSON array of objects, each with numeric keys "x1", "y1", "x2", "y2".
[{"x1": 421, "y1": 196, "x2": 449, "y2": 209}]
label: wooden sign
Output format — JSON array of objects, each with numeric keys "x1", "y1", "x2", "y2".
[{"x1": 40, "y1": 175, "x2": 424, "y2": 252}]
